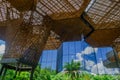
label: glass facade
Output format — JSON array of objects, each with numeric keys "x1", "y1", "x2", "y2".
[
  {"x1": 56, "y1": 45, "x2": 63, "y2": 72},
  {"x1": 40, "y1": 41, "x2": 120, "y2": 74},
  {"x1": 40, "y1": 50, "x2": 57, "y2": 70}
]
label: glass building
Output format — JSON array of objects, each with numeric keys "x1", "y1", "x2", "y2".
[
  {"x1": 40, "y1": 40, "x2": 120, "y2": 74},
  {"x1": 40, "y1": 50, "x2": 57, "y2": 70}
]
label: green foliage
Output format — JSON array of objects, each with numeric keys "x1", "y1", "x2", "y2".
[
  {"x1": 0, "y1": 69, "x2": 30, "y2": 80},
  {"x1": 64, "y1": 60, "x2": 80, "y2": 72},
  {"x1": 63, "y1": 60, "x2": 81, "y2": 80},
  {"x1": 33, "y1": 66, "x2": 55, "y2": 80},
  {"x1": 0, "y1": 63, "x2": 120, "y2": 80},
  {"x1": 91, "y1": 74, "x2": 120, "y2": 80},
  {"x1": 53, "y1": 71, "x2": 120, "y2": 80}
]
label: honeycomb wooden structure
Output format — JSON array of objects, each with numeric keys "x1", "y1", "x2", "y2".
[{"x1": 0, "y1": 0, "x2": 119, "y2": 79}]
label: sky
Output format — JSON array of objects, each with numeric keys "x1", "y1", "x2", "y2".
[{"x1": 0, "y1": 40, "x2": 5, "y2": 55}]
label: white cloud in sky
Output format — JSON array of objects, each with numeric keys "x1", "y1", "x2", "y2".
[
  {"x1": 0, "y1": 44, "x2": 5, "y2": 54},
  {"x1": 91, "y1": 61, "x2": 105, "y2": 74},
  {"x1": 74, "y1": 46, "x2": 119, "y2": 74},
  {"x1": 74, "y1": 53, "x2": 83, "y2": 62},
  {"x1": 75, "y1": 52, "x2": 119, "y2": 74},
  {"x1": 75, "y1": 47, "x2": 98, "y2": 61},
  {"x1": 74, "y1": 47, "x2": 98, "y2": 63},
  {"x1": 91, "y1": 60, "x2": 119, "y2": 74},
  {"x1": 81, "y1": 47, "x2": 98, "y2": 55},
  {"x1": 85, "y1": 60, "x2": 95, "y2": 70}
]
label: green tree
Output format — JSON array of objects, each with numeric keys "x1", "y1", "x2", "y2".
[
  {"x1": 64, "y1": 60, "x2": 81, "y2": 80},
  {"x1": 33, "y1": 66, "x2": 56, "y2": 80}
]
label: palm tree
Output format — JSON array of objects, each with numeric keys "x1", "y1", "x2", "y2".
[{"x1": 64, "y1": 60, "x2": 81, "y2": 80}]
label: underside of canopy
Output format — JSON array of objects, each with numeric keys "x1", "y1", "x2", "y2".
[
  {"x1": 0, "y1": 0, "x2": 119, "y2": 61},
  {"x1": 85, "y1": 0, "x2": 120, "y2": 47},
  {"x1": 0, "y1": 1, "x2": 119, "y2": 77},
  {"x1": 0, "y1": 0, "x2": 119, "y2": 48},
  {"x1": 0, "y1": 0, "x2": 91, "y2": 50}
]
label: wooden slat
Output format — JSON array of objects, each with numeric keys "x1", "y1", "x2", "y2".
[
  {"x1": 86, "y1": 28, "x2": 120, "y2": 47},
  {"x1": 49, "y1": 0, "x2": 90, "y2": 20},
  {"x1": 52, "y1": 17, "x2": 91, "y2": 41},
  {"x1": 86, "y1": 0, "x2": 120, "y2": 29},
  {"x1": 44, "y1": 35, "x2": 61, "y2": 50},
  {"x1": 6, "y1": 0, "x2": 35, "y2": 11}
]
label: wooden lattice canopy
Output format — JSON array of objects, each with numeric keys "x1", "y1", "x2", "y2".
[
  {"x1": 0, "y1": 0, "x2": 91, "y2": 50},
  {"x1": 85, "y1": 0, "x2": 120, "y2": 47},
  {"x1": 0, "y1": 0, "x2": 119, "y2": 61},
  {"x1": 0, "y1": 0, "x2": 119, "y2": 79}
]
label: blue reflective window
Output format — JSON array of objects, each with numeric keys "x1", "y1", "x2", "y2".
[{"x1": 40, "y1": 40, "x2": 119, "y2": 74}]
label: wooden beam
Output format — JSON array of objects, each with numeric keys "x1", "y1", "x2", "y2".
[
  {"x1": 48, "y1": 0, "x2": 91, "y2": 20},
  {"x1": 3, "y1": 64, "x2": 32, "y2": 71}
]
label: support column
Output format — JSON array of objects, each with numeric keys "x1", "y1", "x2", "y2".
[
  {"x1": 1, "y1": 67, "x2": 7, "y2": 80},
  {"x1": 30, "y1": 67, "x2": 35, "y2": 80},
  {"x1": 13, "y1": 63, "x2": 19, "y2": 78},
  {"x1": 0, "y1": 65, "x2": 4, "y2": 76}
]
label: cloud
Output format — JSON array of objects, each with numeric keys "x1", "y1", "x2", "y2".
[
  {"x1": 0, "y1": 44, "x2": 5, "y2": 54},
  {"x1": 91, "y1": 61, "x2": 105, "y2": 74},
  {"x1": 74, "y1": 53, "x2": 83, "y2": 62},
  {"x1": 91, "y1": 60, "x2": 119, "y2": 74},
  {"x1": 74, "y1": 47, "x2": 98, "y2": 62},
  {"x1": 75, "y1": 47, "x2": 98, "y2": 59},
  {"x1": 82, "y1": 47, "x2": 98, "y2": 55},
  {"x1": 74, "y1": 46, "x2": 119, "y2": 74},
  {"x1": 85, "y1": 60, "x2": 95, "y2": 70}
]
